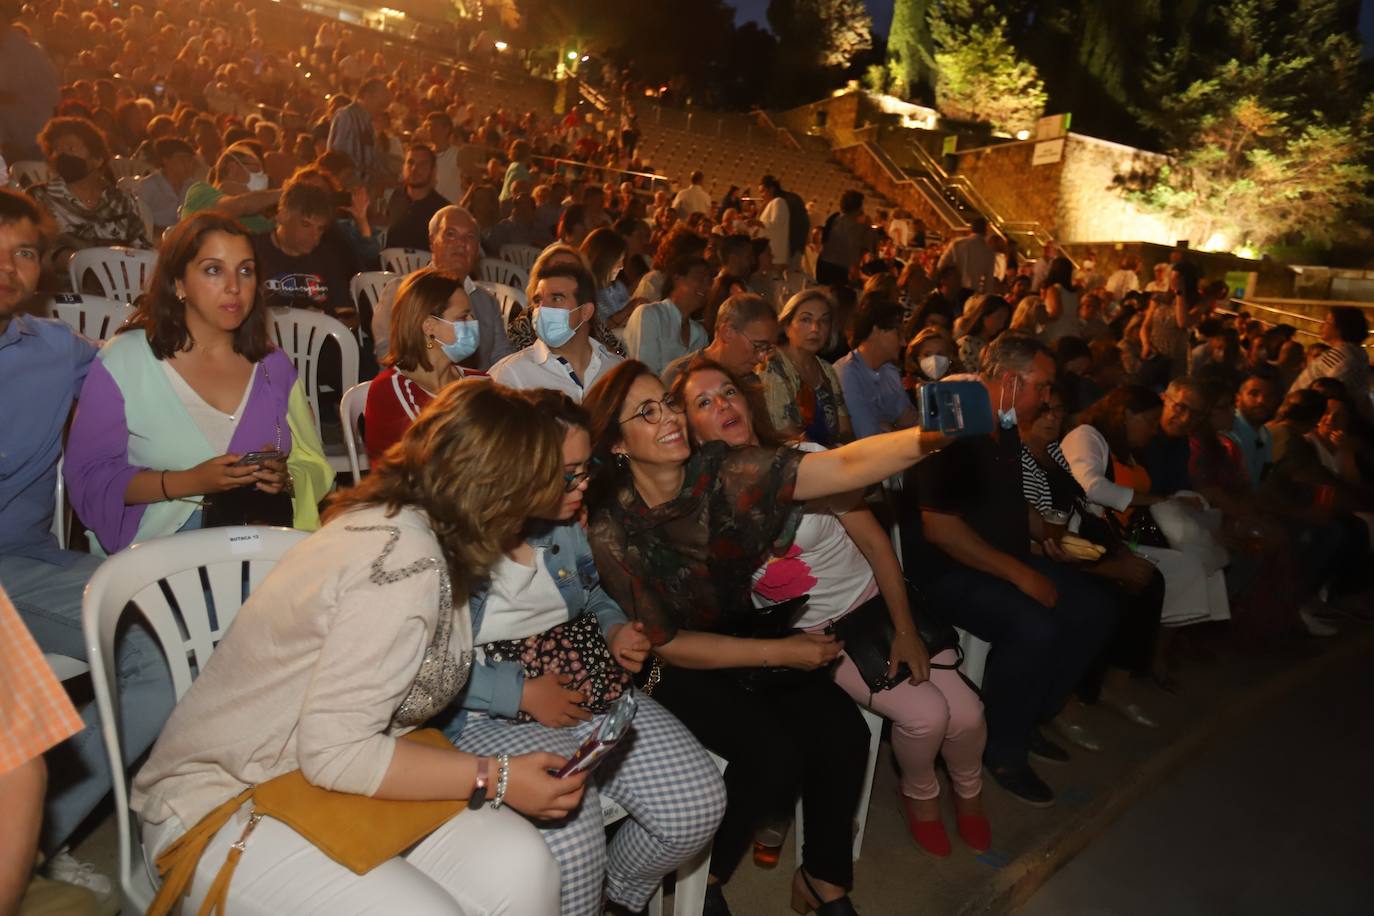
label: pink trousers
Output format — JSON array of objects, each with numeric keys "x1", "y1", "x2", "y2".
[{"x1": 831, "y1": 648, "x2": 987, "y2": 801}]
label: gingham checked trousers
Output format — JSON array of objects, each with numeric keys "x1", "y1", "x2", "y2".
[{"x1": 453, "y1": 695, "x2": 726, "y2": 916}]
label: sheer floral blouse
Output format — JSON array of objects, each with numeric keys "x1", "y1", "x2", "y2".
[{"x1": 588, "y1": 441, "x2": 805, "y2": 646}]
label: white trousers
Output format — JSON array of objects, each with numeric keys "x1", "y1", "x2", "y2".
[{"x1": 143, "y1": 803, "x2": 559, "y2": 915}]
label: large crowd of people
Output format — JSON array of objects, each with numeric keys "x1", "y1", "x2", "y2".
[{"x1": 3, "y1": 0, "x2": 1373, "y2": 914}]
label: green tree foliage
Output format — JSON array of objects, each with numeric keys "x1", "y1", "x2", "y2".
[
  {"x1": 928, "y1": 2, "x2": 1047, "y2": 133},
  {"x1": 1126, "y1": 0, "x2": 1373, "y2": 248},
  {"x1": 885, "y1": 0, "x2": 934, "y2": 100}
]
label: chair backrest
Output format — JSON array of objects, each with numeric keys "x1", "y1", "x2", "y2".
[
  {"x1": 380, "y1": 247, "x2": 432, "y2": 275},
  {"x1": 349, "y1": 270, "x2": 400, "y2": 315},
  {"x1": 49, "y1": 294, "x2": 134, "y2": 341},
  {"x1": 82, "y1": 526, "x2": 308, "y2": 912},
  {"x1": 477, "y1": 258, "x2": 529, "y2": 290},
  {"x1": 269, "y1": 308, "x2": 359, "y2": 439},
  {"x1": 498, "y1": 243, "x2": 541, "y2": 273},
  {"x1": 5, "y1": 159, "x2": 49, "y2": 190},
  {"x1": 474, "y1": 280, "x2": 526, "y2": 327},
  {"x1": 339, "y1": 380, "x2": 371, "y2": 481},
  {"x1": 118, "y1": 176, "x2": 156, "y2": 242},
  {"x1": 68, "y1": 246, "x2": 158, "y2": 303}
]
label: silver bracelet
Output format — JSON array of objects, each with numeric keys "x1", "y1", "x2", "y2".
[{"x1": 492, "y1": 754, "x2": 510, "y2": 809}]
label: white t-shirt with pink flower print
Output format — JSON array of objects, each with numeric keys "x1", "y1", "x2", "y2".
[{"x1": 751, "y1": 442, "x2": 877, "y2": 629}]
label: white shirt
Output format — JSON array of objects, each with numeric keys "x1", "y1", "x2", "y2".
[
  {"x1": 937, "y1": 233, "x2": 997, "y2": 292},
  {"x1": 433, "y1": 145, "x2": 462, "y2": 204},
  {"x1": 161, "y1": 361, "x2": 252, "y2": 454},
  {"x1": 1105, "y1": 269, "x2": 1140, "y2": 299},
  {"x1": 759, "y1": 196, "x2": 790, "y2": 264},
  {"x1": 621, "y1": 298, "x2": 709, "y2": 376},
  {"x1": 488, "y1": 337, "x2": 623, "y2": 401},
  {"x1": 672, "y1": 184, "x2": 711, "y2": 218},
  {"x1": 1060, "y1": 423, "x2": 1135, "y2": 512},
  {"x1": 751, "y1": 443, "x2": 874, "y2": 627},
  {"x1": 476, "y1": 549, "x2": 568, "y2": 644}
]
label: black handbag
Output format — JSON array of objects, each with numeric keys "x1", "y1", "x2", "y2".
[
  {"x1": 721, "y1": 594, "x2": 824, "y2": 693},
  {"x1": 829, "y1": 582, "x2": 962, "y2": 694}
]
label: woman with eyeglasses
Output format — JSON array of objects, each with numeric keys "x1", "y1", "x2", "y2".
[
  {"x1": 436, "y1": 389, "x2": 726, "y2": 916},
  {"x1": 364, "y1": 269, "x2": 484, "y2": 463},
  {"x1": 583, "y1": 360, "x2": 958, "y2": 916},
  {"x1": 673, "y1": 357, "x2": 990, "y2": 862},
  {"x1": 180, "y1": 141, "x2": 282, "y2": 233}
]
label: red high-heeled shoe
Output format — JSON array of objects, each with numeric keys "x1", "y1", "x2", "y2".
[{"x1": 896, "y1": 790, "x2": 951, "y2": 858}]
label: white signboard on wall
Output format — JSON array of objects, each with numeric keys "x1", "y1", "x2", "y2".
[{"x1": 1032, "y1": 138, "x2": 1065, "y2": 166}]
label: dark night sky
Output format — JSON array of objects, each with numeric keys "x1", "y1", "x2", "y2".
[
  {"x1": 729, "y1": 0, "x2": 896, "y2": 36},
  {"x1": 730, "y1": 0, "x2": 1374, "y2": 55}
]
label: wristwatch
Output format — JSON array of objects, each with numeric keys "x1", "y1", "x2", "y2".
[{"x1": 470, "y1": 756, "x2": 490, "y2": 809}]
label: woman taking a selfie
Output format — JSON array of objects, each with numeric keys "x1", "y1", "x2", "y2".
[{"x1": 584, "y1": 359, "x2": 968, "y2": 915}]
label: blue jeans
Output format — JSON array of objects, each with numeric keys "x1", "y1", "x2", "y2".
[
  {"x1": 926, "y1": 556, "x2": 1119, "y2": 769},
  {"x1": 0, "y1": 552, "x2": 175, "y2": 851}
]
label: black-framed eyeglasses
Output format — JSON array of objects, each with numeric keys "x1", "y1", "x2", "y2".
[
  {"x1": 563, "y1": 469, "x2": 591, "y2": 492},
  {"x1": 621, "y1": 394, "x2": 685, "y2": 426}
]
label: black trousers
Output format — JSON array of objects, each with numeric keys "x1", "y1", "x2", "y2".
[
  {"x1": 650, "y1": 666, "x2": 868, "y2": 888},
  {"x1": 815, "y1": 259, "x2": 850, "y2": 287},
  {"x1": 1079, "y1": 566, "x2": 1165, "y2": 703},
  {"x1": 926, "y1": 556, "x2": 1120, "y2": 768}
]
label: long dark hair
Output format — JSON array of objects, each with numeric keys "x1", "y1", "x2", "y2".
[
  {"x1": 122, "y1": 211, "x2": 272, "y2": 361},
  {"x1": 1073, "y1": 384, "x2": 1162, "y2": 460},
  {"x1": 1045, "y1": 255, "x2": 1076, "y2": 291}
]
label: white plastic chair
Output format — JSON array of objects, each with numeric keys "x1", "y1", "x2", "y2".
[
  {"x1": 49, "y1": 294, "x2": 133, "y2": 340},
  {"x1": 68, "y1": 246, "x2": 158, "y2": 303},
  {"x1": 269, "y1": 308, "x2": 359, "y2": 474},
  {"x1": 109, "y1": 156, "x2": 151, "y2": 181},
  {"x1": 794, "y1": 705, "x2": 884, "y2": 863},
  {"x1": 380, "y1": 247, "x2": 432, "y2": 275},
  {"x1": 474, "y1": 280, "x2": 526, "y2": 326},
  {"x1": 349, "y1": 270, "x2": 399, "y2": 351},
  {"x1": 44, "y1": 653, "x2": 91, "y2": 681},
  {"x1": 5, "y1": 159, "x2": 49, "y2": 189},
  {"x1": 339, "y1": 381, "x2": 370, "y2": 481},
  {"x1": 82, "y1": 526, "x2": 309, "y2": 913},
  {"x1": 498, "y1": 243, "x2": 541, "y2": 273},
  {"x1": 477, "y1": 257, "x2": 529, "y2": 290}
]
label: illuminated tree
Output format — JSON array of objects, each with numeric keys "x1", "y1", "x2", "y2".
[
  {"x1": 885, "y1": 0, "x2": 934, "y2": 99},
  {"x1": 929, "y1": 6, "x2": 1046, "y2": 133},
  {"x1": 1125, "y1": 0, "x2": 1373, "y2": 248}
]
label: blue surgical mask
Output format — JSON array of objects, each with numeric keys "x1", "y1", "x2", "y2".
[
  {"x1": 432, "y1": 317, "x2": 479, "y2": 363},
  {"x1": 534, "y1": 306, "x2": 586, "y2": 349}
]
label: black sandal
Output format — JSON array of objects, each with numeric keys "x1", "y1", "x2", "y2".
[{"x1": 790, "y1": 868, "x2": 859, "y2": 915}]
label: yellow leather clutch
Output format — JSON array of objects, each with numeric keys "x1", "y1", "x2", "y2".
[{"x1": 151, "y1": 729, "x2": 467, "y2": 916}]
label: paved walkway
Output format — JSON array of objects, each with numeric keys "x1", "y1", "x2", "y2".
[{"x1": 1017, "y1": 652, "x2": 1374, "y2": 916}]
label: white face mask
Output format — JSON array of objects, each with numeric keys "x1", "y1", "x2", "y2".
[
  {"x1": 244, "y1": 169, "x2": 269, "y2": 192},
  {"x1": 998, "y1": 374, "x2": 1021, "y2": 429},
  {"x1": 919, "y1": 353, "x2": 950, "y2": 380}
]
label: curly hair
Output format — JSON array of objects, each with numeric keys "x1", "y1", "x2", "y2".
[{"x1": 328, "y1": 379, "x2": 565, "y2": 594}]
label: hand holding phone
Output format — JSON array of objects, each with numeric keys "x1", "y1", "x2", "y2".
[
  {"x1": 919, "y1": 380, "x2": 993, "y2": 437},
  {"x1": 234, "y1": 449, "x2": 284, "y2": 467},
  {"x1": 554, "y1": 692, "x2": 638, "y2": 778}
]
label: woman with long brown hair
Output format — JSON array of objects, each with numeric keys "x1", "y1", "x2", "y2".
[
  {"x1": 132, "y1": 381, "x2": 581, "y2": 914},
  {"x1": 65, "y1": 211, "x2": 333, "y2": 554},
  {"x1": 583, "y1": 359, "x2": 960, "y2": 915}
]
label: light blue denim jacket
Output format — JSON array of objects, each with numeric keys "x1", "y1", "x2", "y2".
[{"x1": 435, "y1": 520, "x2": 627, "y2": 740}]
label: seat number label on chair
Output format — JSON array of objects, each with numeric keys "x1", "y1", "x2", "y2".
[{"x1": 226, "y1": 528, "x2": 263, "y2": 555}]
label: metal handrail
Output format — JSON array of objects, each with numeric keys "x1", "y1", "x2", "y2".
[
  {"x1": 855, "y1": 141, "x2": 967, "y2": 229},
  {"x1": 468, "y1": 142, "x2": 672, "y2": 188},
  {"x1": 1232, "y1": 298, "x2": 1374, "y2": 350}
]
